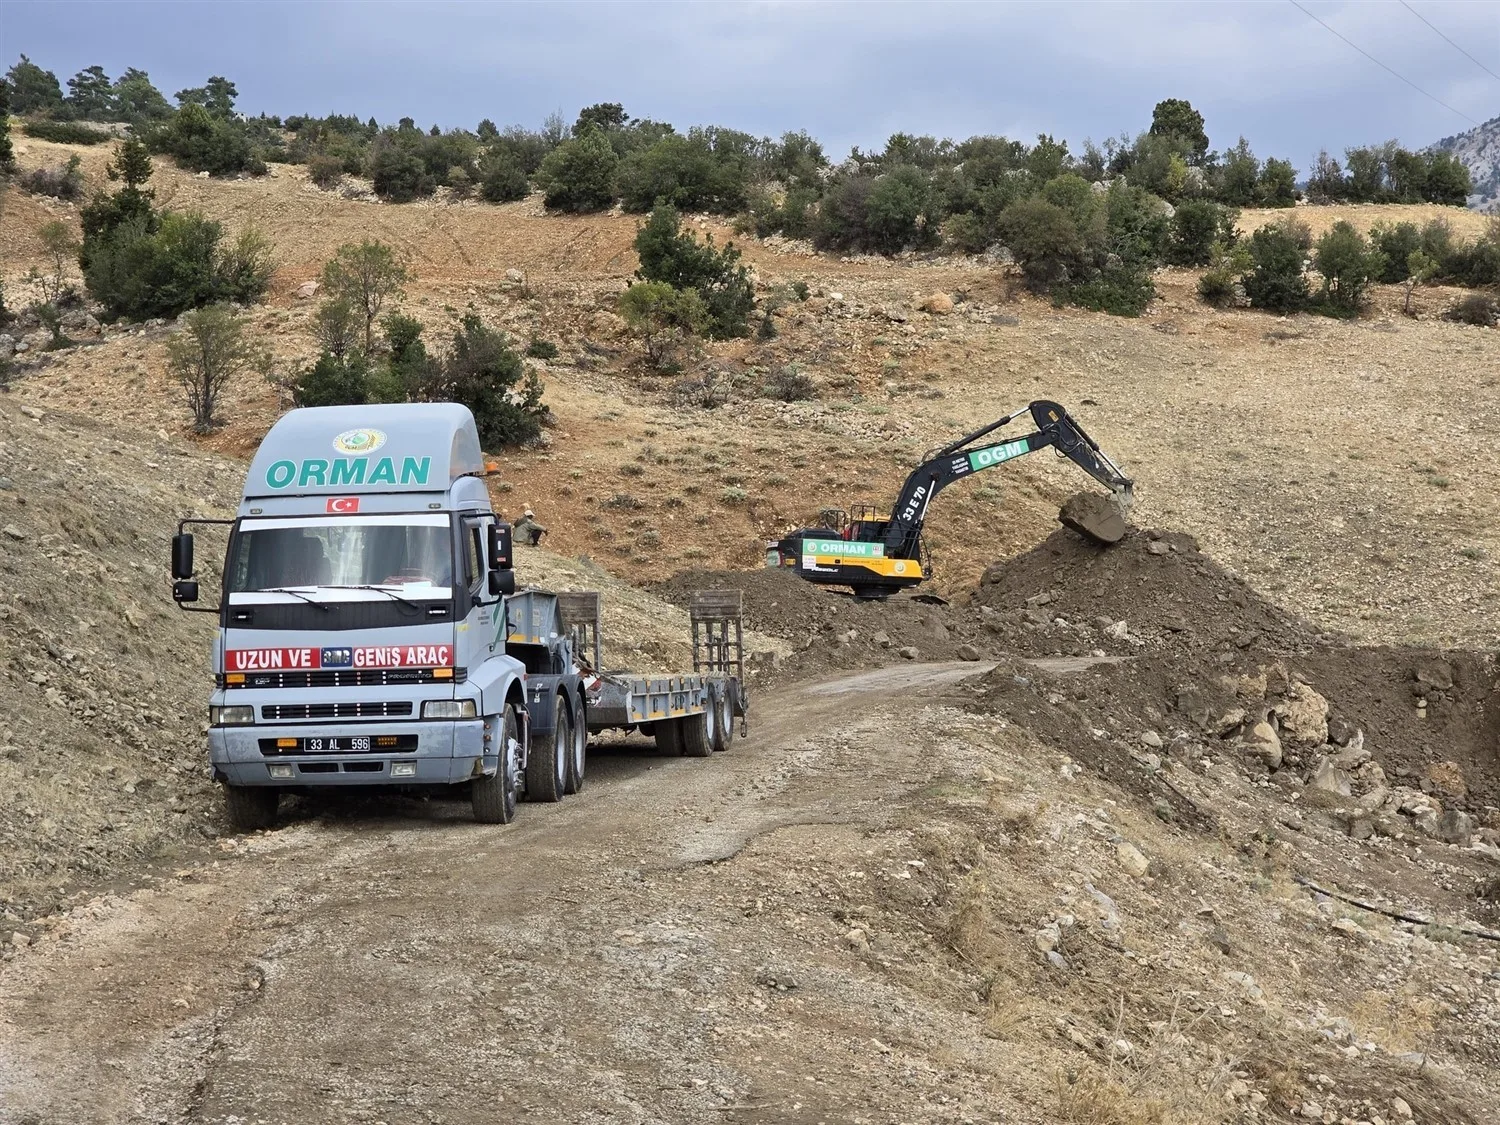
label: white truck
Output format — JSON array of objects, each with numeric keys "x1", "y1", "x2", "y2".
[{"x1": 170, "y1": 403, "x2": 745, "y2": 830}]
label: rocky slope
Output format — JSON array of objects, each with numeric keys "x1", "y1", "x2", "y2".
[{"x1": 1431, "y1": 114, "x2": 1500, "y2": 211}]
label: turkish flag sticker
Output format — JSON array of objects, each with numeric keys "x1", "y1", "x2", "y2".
[{"x1": 327, "y1": 497, "x2": 360, "y2": 514}]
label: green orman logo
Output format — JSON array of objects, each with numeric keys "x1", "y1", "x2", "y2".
[{"x1": 333, "y1": 428, "x2": 387, "y2": 455}]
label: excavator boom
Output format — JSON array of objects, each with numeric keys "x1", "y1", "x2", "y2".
[{"x1": 778, "y1": 399, "x2": 1131, "y2": 598}]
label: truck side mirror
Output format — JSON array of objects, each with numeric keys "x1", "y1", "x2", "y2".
[
  {"x1": 488, "y1": 569, "x2": 515, "y2": 597},
  {"x1": 173, "y1": 580, "x2": 200, "y2": 603},
  {"x1": 489, "y1": 522, "x2": 513, "y2": 570},
  {"x1": 171, "y1": 532, "x2": 195, "y2": 580}
]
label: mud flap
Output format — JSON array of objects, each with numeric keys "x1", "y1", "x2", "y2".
[{"x1": 1059, "y1": 491, "x2": 1129, "y2": 545}]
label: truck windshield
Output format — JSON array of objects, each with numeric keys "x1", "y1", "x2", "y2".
[{"x1": 228, "y1": 515, "x2": 453, "y2": 594}]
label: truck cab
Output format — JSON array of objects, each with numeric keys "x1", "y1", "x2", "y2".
[{"x1": 171, "y1": 403, "x2": 570, "y2": 829}]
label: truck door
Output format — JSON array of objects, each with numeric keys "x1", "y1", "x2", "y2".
[{"x1": 460, "y1": 514, "x2": 509, "y2": 714}]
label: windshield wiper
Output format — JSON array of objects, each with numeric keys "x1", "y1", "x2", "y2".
[
  {"x1": 331, "y1": 585, "x2": 424, "y2": 615},
  {"x1": 260, "y1": 586, "x2": 332, "y2": 611}
]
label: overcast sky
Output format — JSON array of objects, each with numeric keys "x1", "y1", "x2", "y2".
[{"x1": 3, "y1": 1, "x2": 1497, "y2": 169}]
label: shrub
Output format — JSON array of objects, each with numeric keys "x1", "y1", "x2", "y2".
[
  {"x1": 525, "y1": 337, "x2": 559, "y2": 360},
  {"x1": 1066, "y1": 261, "x2": 1155, "y2": 317},
  {"x1": 307, "y1": 154, "x2": 344, "y2": 189},
  {"x1": 479, "y1": 151, "x2": 529, "y2": 203},
  {"x1": 21, "y1": 119, "x2": 110, "y2": 145},
  {"x1": 1169, "y1": 199, "x2": 1234, "y2": 266},
  {"x1": 149, "y1": 103, "x2": 265, "y2": 176},
  {"x1": 314, "y1": 296, "x2": 360, "y2": 358},
  {"x1": 1424, "y1": 152, "x2": 1472, "y2": 206},
  {"x1": 1197, "y1": 241, "x2": 1252, "y2": 307},
  {"x1": 538, "y1": 128, "x2": 618, "y2": 213},
  {"x1": 21, "y1": 155, "x2": 84, "y2": 200},
  {"x1": 618, "y1": 280, "x2": 707, "y2": 369},
  {"x1": 996, "y1": 198, "x2": 1083, "y2": 291},
  {"x1": 791, "y1": 280, "x2": 810, "y2": 301},
  {"x1": 428, "y1": 314, "x2": 546, "y2": 448},
  {"x1": 1443, "y1": 231, "x2": 1500, "y2": 288},
  {"x1": 295, "y1": 351, "x2": 369, "y2": 407},
  {"x1": 1243, "y1": 221, "x2": 1309, "y2": 312},
  {"x1": 367, "y1": 139, "x2": 432, "y2": 202},
  {"x1": 83, "y1": 210, "x2": 272, "y2": 320},
  {"x1": 1370, "y1": 221, "x2": 1421, "y2": 282},
  {"x1": 166, "y1": 304, "x2": 268, "y2": 432},
  {"x1": 634, "y1": 204, "x2": 754, "y2": 338},
  {"x1": 615, "y1": 132, "x2": 748, "y2": 214},
  {"x1": 1312, "y1": 221, "x2": 1385, "y2": 315},
  {"x1": 762, "y1": 363, "x2": 815, "y2": 401},
  {"x1": 862, "y1": 165, "x2": 935, "y2": 254},
  {"x1": 1446, "y1": 293, "x2": 1497, "y2": 327},
  {"x1": 0, "y1": 79, "x2": 12, "y2": 174}
]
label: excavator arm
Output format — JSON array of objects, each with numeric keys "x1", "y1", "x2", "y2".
[{"x1": 881, "y1": 399, "x2": 1132, "y2": 558}]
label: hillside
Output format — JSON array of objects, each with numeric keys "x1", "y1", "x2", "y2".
[
  {"x1": 1432, "y1": 114, "x2": 1500, "y2": 211},
  {"x1": 2, "y1": 132, "x2": 1500, "y2": 1124}
]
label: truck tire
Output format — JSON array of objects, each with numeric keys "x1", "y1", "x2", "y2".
[
  {"x1": 223, "y1": 785, "x2": 279, "y2": 832},
  {"x1": 526, "y1": 695, "x2": 569, "y2": 803},
  {"x1": 655, "y1": 720, "x2": 682, "y2": 755},
  {"x1": 472, "y1": 706, "x2": 519, "y2": 824},
  {"x1": 711, "y1": 682, "x2": 734, "y2": 752},
  {"x1": 681, "y1": 705, "x2": 714, "y2": 758},
  {"x1": 565, "y1": 696, "x2": 587, "y2": 795}
]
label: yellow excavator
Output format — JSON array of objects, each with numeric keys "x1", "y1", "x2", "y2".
[{"x1": 775, "y1": 400, "x2": 1132, "y2": 598}]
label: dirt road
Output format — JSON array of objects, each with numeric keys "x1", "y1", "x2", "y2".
[{"x1": 0, "y1": 663, "x2": 1022, "y2": 1125}]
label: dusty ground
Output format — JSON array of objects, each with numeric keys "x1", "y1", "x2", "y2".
[{"x1": 2, "y1": 136, "x2": 1499, "y2": 1125}]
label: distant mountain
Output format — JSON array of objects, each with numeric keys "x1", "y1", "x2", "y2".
[{"x1": 1431, "y1": 115, "x2": 1500, "y2": 211}]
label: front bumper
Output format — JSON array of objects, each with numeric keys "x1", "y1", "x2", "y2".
[{"x1": 209, "y1": 718, "x2": 489, "y2": 787}]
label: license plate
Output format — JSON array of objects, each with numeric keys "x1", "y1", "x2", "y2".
[{"x1": 304, "y1": 736, "x2": 372, "y2": 753}]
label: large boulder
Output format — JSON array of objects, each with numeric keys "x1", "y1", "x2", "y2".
[
  {"x1": 920, "y1": 292, "x2": 955, "y2": 315},
  {"x1": 1274, "y1": 682, "x2": 1329, "y2": 748}
]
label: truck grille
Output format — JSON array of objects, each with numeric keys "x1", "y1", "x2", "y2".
[
  {"x1": 261, "y1": 701, "x2": 415, "y2": 721},
  {"x1": 223, "y1": 668, "x2": 465, "y2": 689}
]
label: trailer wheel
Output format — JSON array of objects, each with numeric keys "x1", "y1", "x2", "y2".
[
  {"x1": 223, "y1": 785, "x2": 279, "y2": 832},
  {"x1": 711, "y1": 683, "x2": 734, "y2": 752},
  {"x1": 655, "y1": 720, "x2": 683, "y2": 755},
  {"x1": 472, "y1": 706, "x2": 519, "y2": 824},
  {"x1": 681, "y1": 706, "x2": 714, "y2": 758},
  {"x1": 565, "y1": 696, "x2": 587, "y2": 795},
  {"x1": 526, "y1": 695, "x2": 570, "y2": 803}
]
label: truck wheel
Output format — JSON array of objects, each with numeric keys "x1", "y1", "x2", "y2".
[
  {"x1": 472, "y1": 706, "x2": 519, "y2": 824},
  {"x1": 681, "y1": 706, "x2": 714, "y2": 758},
  {"x1": 565, "y1": 697, "x2": 587, "y2": 795},
  {"x1": 526, "y1": 695, "x2": 569, "y2": 803},
  {"x1": 655, "y1": 720, "x2": 683, "y2": 755},
  {"x1": 712, "y1": 683, "x2": 734, "y2": 752},
  {"x1": 223, "y1": 785, "x2": 279, "y2": 832}
]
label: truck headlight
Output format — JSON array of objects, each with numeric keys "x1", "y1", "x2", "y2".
[
  {"x1": 210, "y1": 705, "x2": 256, "y2": 726},
  {"x1": 422, "y1": 699, "x2": 477, "y2": 720}
]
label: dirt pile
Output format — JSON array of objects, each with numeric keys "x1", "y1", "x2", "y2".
[
  {"x1": 0, "y1": 399, "x2": 240, "y2": 914},
  {"x1": 962, "y1": 526, "x2": 1500, "y2": 841}
]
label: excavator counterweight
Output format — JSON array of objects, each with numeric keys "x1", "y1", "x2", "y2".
[{"x1": 776, "y1": 400, "x2": 1132, "y2": 598}]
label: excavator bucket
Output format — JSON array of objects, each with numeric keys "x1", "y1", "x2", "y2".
[{"x1": 1059, "y1": 491, "x2": 1129, "y2": 545}]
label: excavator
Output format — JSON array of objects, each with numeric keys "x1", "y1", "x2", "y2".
[{"x1": 775, "y1": 400, "x2": 1133, "y2": 599}]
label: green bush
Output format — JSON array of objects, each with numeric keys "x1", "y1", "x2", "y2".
[
  {"x1": 1370, "y1": 221, "x2": 1421, "y2": 283},
  {"x1": 0, "y1": 78, "x2": 13, "y2": 174},
  {"x1": 814, "y1": 167, "x2": 937, "y2": 255},
  {"x1": 1443, "y1": 230, "x2": 1500, "y2": 288},
  {"x1": 1312, "y1": 221, "x2": 1385, "y2": 315},
  {"x1": 367, "y1": 139, "x2": 433, "y2": 202},
  {"x1": 616, "y1": 133, "x2": 748, "y2": 214},
  {"x1": 429, "y1": 314, "x2": 546, "y2": 448},
  {"x1": 618, "y1": 280, "x2": 707, "y2": 369},
  {"x1": 21, "y1": 119, "x2": 110, "y2": 145},
  {"x1": 1197, "y1": 241, "x2": 1252, "y2": 307},
  {"x1": 1257, "y1": 158, "x2": 1297, "y2": 206},
  {"x1": 634, "y1": 204, "x2": 754, "y2": 338},
  {"x1": 525, "y1": 337, "x2": 559, "y2": 359},
  {"x1": 83, "y1": 210, "x2": 272, "y2": 320},
  {"x1": 1066, "y1": 261, "x2": 1154, "y2": 317},
  {"x1": 307, "y1": 154, "x2": 344, "y2": 189},
  {"x1": 996, "y1": 198, "x2": 1083, "y2": 291},
  {"x1": 149, "y1": 103, "x2": 266, "y2": 176},
  {"x1": 1243, "y1": 221, "x2": 1309, "y2": 312},
  {"x1": 479, "y1": 151, "x2": 529, "y2": 203},
  {"x1": 762, "y1": 363, "x2": 815, "y2": 401},
  {"x1": 539, "y1": 128, "x2": 618, "y2": 213},
  {"x1": 1169, "y1": 199, "x2": 1235, "y2": 266},
  {"x1": 295, "y1": 351, "x2": 370, "y2": 407}
]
